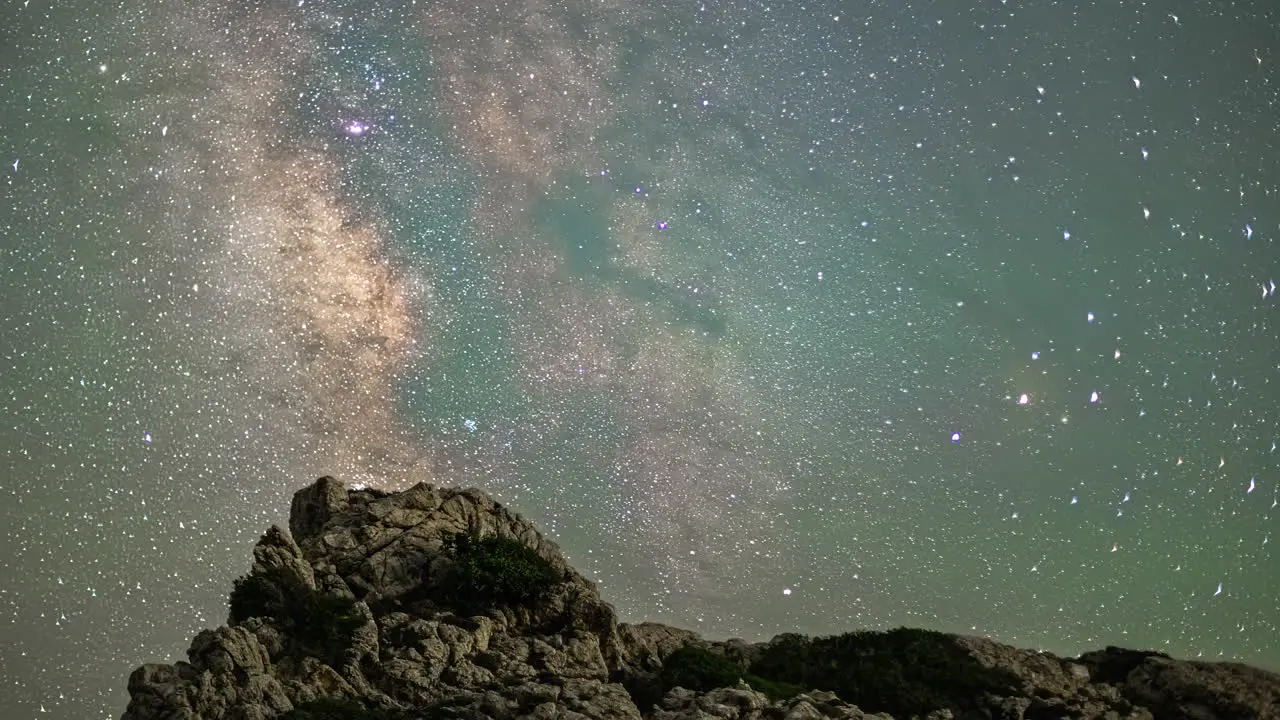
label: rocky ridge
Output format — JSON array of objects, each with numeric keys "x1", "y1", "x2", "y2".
[{"x1": 122, "y1": 477, "x2": 1280, "y2": 720}]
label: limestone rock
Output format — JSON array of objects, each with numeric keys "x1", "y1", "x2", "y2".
[{"x1": 122, "y1": 476, "x2": 1280, "y2": 720}]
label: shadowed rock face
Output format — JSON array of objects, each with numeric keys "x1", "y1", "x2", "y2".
[{"x1": 122, "y1": 477, "x2": 1280, "y2": 720}]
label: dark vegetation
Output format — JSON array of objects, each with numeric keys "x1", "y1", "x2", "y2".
[
  {"x1": 1077, "y1": 646, "x2": 1171, "y2": 684},
  {"x1": 622, "y1": 644, "x2": 806, "y2": 712},
  {"x1": 279, "y1": 697, "x2": 421, "y2": 720},
  {"x1": 625, "y1": 628, "x2": 1022, "y2": 718},
  {"x1": 228, "y1": 568, "x2": 364, "y2": 667},
  {"x1": 741, "y1": 673, "x2": 810, "y2": 703},
  {"x1": 660, "y1": 645, "x2": 743, "y2": 693},
  {"x1": 748, "y1": 628, "x2": 1023, "y2": 717},
  {"x1": 436, "y1": 531, "x2": 563, "y2": 612}
]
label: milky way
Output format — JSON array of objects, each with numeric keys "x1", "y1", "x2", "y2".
[
  {"x1": 406, "y1": 0, "x2": 805, "y2": 616},
  {"x1": 125, "y1": 1, "x2": 435, "y2": 486}
]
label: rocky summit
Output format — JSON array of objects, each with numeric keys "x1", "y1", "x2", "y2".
[{"x1": 122, "y1": 477, "x2": 1280, "y2": 720}]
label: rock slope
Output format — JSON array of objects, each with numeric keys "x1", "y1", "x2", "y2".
[{"x1": 122, "y1": 477, "x2": 1280, "y2": 720}]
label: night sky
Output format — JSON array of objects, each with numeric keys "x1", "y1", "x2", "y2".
[{"x1": 2, "y1": 0, "x2": 1279, "y2": 717}]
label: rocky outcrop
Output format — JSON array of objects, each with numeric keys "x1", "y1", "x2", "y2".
[{"x1": 122, "y1": 477, "x2": 1280, "y2": 720}]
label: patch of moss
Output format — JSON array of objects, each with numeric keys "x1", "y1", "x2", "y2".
[
  {"x1": 438, "y1": 531, "x2": 563, "y2": 611},
  {"x1": 228, "y1": 569, "x2": 364, "y2": 666},
  {"x1": 748, "y1": 627, "x2": 1022, "y2": 718},
  {"x1": 280, "y1": 697, "x2": 421, "y2": 720}
]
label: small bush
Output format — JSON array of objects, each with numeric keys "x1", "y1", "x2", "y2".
[
  {"x1": 659, "y1": 645, "x2": 744, "y2": 693},
  {"x1": 227, "y1": 569, "x2": 364, "y2": 666},
  {"x1": 439, "y1": 531, "x2": 562, "y2": 611},
  {"x1": 229, "y1": 572, "x2": 289, "y2": 625},
  {"x1": 748, "y1": 627, "x2": 1022, "y2": 718},
  {"x1": 743, "y1": 673, "x2": 808, "y2": 702},
  {"x1": 621, "y1": 645, "x2": 809, "y2": 710}
]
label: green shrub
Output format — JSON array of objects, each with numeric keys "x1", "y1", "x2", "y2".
[
  {"x1": 229, "y1": 572, "x2": 289, "y2": 625},
  {"x1": 280, "y1": 697, "x2": 420, "y2": 720},
  {"x1": 621, "y1": 645, "x2": 809, "y2": 710},
  {"x1": 748, "y1": 627, "x2": 1021, "y2": 718},
  {"x1": 743, "y1": 673, "x2": 808, "y2": 702},
  {"x1": 439, "y1": 531, "x2": 562, "y2": 611},
  {"x1": 659, "y1": 645, "x2": 744, "y2": 693},
  {"x1": 227, "y1": 569, "x2": 364, "y2": 666}
]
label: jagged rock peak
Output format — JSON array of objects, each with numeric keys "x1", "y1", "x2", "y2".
[
  {"x1": 283, "y1": 476, "x2": 589, "y2": 608},
  {"x1": 121, "y1": 476, "x2": 1280, "y2": 720}
]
